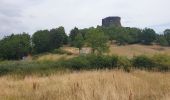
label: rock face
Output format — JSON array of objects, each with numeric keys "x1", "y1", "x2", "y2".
[{"x1": 102, "y1": 16, "x2": 122, "y2": 27}]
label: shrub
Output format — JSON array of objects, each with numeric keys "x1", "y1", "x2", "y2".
[
  {"x1": 86, "y1": 55, "x2": 111, "y2": 69},
  {"x1": 132, "y1": 55, "x2": 155, "y2": 70},
  {"x1": 61, "y1": 56, "x2": 90, "y2": 70},
  {"x1": 117, "y1": 56, "x2": 131, "y2": 72},
  {"x1": 51, "y1": 49, "x2": 73, "y2": 55},
  {"x1": 152, "y1": 54, "x2": 170, "y2": 71}
]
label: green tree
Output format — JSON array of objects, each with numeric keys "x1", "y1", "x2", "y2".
[
  {"x1": 86, "y1": 29, "x2": 109, "y2": 54},
  {"x1": 49, "y1": 27, "x2": 68, "y2": 49},
  {"x1": 32, "y1": 30, "x2": 50, "y2": 53},
  {"x1": 73, "y1": 34, "x2": 84, "y2": 54},
  {"x1": 32, "y1": 27, "x2": 68, "y2": 54},
  {"x1": 156, "y1": 35, "x2": 169, "y2": 46},
  {"x1": 69, "y1": 27, "x2": 79, "y2": 44},
  {"x1": 0, "y1": 33, "x2": 31, "y2": 60},
  {"x1": 140, "y1": 28, "x2": 157, "y2": 45},
  {"x1": 164, "y1": 29, "x2": 170, "y2": 45}
]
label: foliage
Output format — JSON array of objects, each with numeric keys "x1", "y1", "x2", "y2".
[
  {"x1": 0, "y1": 54, "x2": 170, "y2": 76},
  {"x1": 73, "y1": 34, "x2": 84, "y2": 53},
  {"x1": 69, "y1": 27, "x2": 79, "y2": 44},
  {"x1": 152, "y1": 54, "x2": 170, "y2": 71},
  {"x1": 156, "y1": 35, "x2": 169, "y2": 46},
  {"x1": 32, "y1": 30, "x2": 51, "y2": 53},
  {"x1": 32, "y1": 27, "x2": 68, "y2": 54},
  {"x1": 0, "y1": 33, "x2": 31, "y2": 60},
  {"x1": 86, "y1": 28, "x2": 109, "y2": 54},
  {"x1": 132, "y1": 55, "x2": 155, "y2": 69},
  {"x1": 164, "y1": 29, "x2": 170, "y2": 45},
  {"x1": 51, "y1": 49, "x2": 73, "y2": 55},
  {"x1": 140, "y1": 28, "x2": 157, "y2": 45}
]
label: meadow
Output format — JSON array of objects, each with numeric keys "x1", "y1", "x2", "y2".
[
  {"x1": 0, "y1": 44, "x2": 170, "y2": 100},
  {"x1": 0, "y1": 70, "x2": 169, "y2": 100}
]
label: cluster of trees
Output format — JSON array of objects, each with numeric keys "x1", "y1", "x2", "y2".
[
  {"x1": 0, "y1": 25, "x2": 170, "y2": 60},
  {"x1": 32, "y1": 27, "x2": 68, "y2": 54},
  {"x1": 0, "y1": 33, "x2": 31, "y2": 60},
  {"x1": 0, "y1": 27, "x2": 68, "y2": 60},
  {"x1": 70, "y1": 26, "x2": 170, "y2": 47}
]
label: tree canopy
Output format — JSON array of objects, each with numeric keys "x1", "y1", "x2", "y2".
[{"x1": 0, "y1": 33, "x2": 31, "y2": 60}]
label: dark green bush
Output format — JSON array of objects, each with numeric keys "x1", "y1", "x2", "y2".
[
  {"x1": 51, "y1": 49, "x2": 73, "y2": 55},
  {"x1": 60, "y1": 55, "x2": 124, "y2": 70},
  {"x1": 61, "y1": 56, "x2": 90, "y2": 70},
  {"x1": 86, "y1": 55, "x2": 112, "y2": 69},
  {"x1": 132, "y1": 55, "x2": 155, "y2": 69}
]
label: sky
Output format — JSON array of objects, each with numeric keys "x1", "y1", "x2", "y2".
[{"x1": 0, "y1": 0, "x2": 170, "y2": 38}]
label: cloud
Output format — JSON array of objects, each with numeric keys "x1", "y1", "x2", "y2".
[{"x1": 0, "y1": 0, "x2": 170, "y2": 38}]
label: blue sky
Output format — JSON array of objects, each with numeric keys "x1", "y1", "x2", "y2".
[{"x1": 0, "y1": 0, "x2": 170, "y2": 37}]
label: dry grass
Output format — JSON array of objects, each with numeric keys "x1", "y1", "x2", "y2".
[
  {"x1": 36, "y1": 54, "x2": 75, "y2": 61},
  {"x1": 108, "y1": 44, "x2": 170, "y2": 58},
  {"x1": 34, "y1": 44, "x2": 170, "y2": 61},
  {"x1": 61, "y1": 44, "x2": 170, "y2": 58},
  {"x1": 0, "y1": 70, "x2": 169, "y2": 100}
]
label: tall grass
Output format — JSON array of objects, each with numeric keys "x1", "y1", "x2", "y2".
[{"x1": 0, "y1": 70, "x2": 169, "y2": 100}]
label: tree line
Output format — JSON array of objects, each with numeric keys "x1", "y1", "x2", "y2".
[{"x1": 0, "y1": 26, "x2": 170, "y2": 60}]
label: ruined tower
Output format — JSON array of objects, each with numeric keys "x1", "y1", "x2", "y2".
[{"x1": 102, "y1": 16, "x2": 122, "y2": 27}]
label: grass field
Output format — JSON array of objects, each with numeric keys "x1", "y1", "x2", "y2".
[
  {"x1": 0, "y1": 70, "x2": 169, "y2": 100},
  {"x1": 28, "y1": 44, "x2": 170, "y2": 61},
  {"x1": 61, "y1": 44, "x2": 170, "y2": 57},
  {"x1": 0, "y1": 44, "x2": 170, "y2": 100},
  {"x1": 109, "y1": 44, "x2": 170, "y2": 58}
]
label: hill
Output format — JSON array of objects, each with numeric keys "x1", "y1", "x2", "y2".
[{"x1": 62, "y1": 44, "x2": 170, "y2": 56}]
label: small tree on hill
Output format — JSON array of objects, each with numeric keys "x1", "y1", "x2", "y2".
[
  {"x1": 86, "y1": 29, "x2": 109, "y2": 54},
  {"x1": 73, "y1": 33, "x2": 84, "y2": 54}
]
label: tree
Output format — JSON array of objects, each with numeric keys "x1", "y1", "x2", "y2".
[
  {"x1": 164, "y1": 29, "x2": 170, "y2": 45},
  {"x1": 69, "y1": 27, "x2": 79, "y2": 44},
  {"x1": 0, "y1": 33, "x2": 31, "y2": 60},
  {"x1": 32, "y1": 27, "x2": 68, "y2": 54},
  {"x1": 49, "y1": 27, "x2": 68, "y2": 49},
  {"x1": 86, "y1": 29, "x2": 109, "y2": 54},
  {"x1": 73, "y1": 33, "x2": 84, "y2": 54},
  {"x1": 140, "y1": 28, "x2": 157, "y2": 45},
  {"x1": 156, "y1": 35, "x2": 169, "y2": 46},
  {"x1": 32, "y1": 30, "x2": 50, "y2": 53}
]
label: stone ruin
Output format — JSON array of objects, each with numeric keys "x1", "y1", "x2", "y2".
[{"x1": 102, "y1": 16, "x2": 122, "y2": 27}]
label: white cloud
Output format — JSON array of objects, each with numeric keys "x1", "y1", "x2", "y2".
[{"x1": 0, "y1": 0, "x2": 170, "y2": 38}]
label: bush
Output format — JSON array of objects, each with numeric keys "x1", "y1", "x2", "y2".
[
  {"x1": 117, "y1": 56, "x2": 131, "y2": 72},
  {"x1": 60, "y1": 55, "x2": 129, "y2": 70},
  {"x1": 0, "y1": 61, "x2": 64, "y2": 76},
  {"x1": 152, "y1": 54, "x2": 170, "y2": 71},
  {"x1": 132, "y1": 55, "x2": 155, "y2": 69},
  {"x1": 0, "y1": 54, "x2": 169, "y2": 76},
  {"x1": 61, "y1": 56, "x2": 90, "y2": 70},
  {"x1": 51, "y1": 49, "x2": 73, "y2": 55},
  {"x1": 86, "y1": 55, "x2": 111, "y2": 69}
]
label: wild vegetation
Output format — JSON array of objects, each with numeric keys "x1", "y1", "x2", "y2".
[
  {"x1": 0, "y1": 54, "x2": 169, "y2": 76},
  {"x1": 0, "y1": 70, "x2": 169, "y2": 100},
  {"x1": 0, "y1": 25, "x2": 170, "y2": 100},
  {"x1": 0, "y1": 26, "x2": 170, "y2": 60}
]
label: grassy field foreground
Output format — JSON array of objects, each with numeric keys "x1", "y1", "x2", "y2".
[{"x1": 0, "y1": 70, "x2": 169, "y2": 100}]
